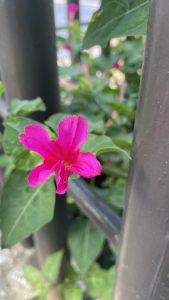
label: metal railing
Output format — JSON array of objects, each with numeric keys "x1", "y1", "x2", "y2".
[
  {"x1": 0, "y1": 0, "x2": 120, "y2": 260},
  {"x1": 1, "y1": 0, "x2": 169, "y2": 299}
]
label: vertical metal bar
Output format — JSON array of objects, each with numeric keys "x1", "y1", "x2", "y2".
[
  {"x1": 0, "y1": 0, "x2": 60, "y2": 120},
  {"x1": 113, "y1": 1, "x2": 169, "y2": 299},
  {"x1": 0, "y1": 0, "x2": 67, "y2": 265}
]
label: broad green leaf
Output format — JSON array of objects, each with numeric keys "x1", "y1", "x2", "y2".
[
  {"x1": 68, "y1": 219, "x2": 104, "y2": 276},
  {"x1": 3, "y1": 117, "x2": 37, "y2": 156},
  {"x1": 2, "y1": 117, "x2": 51, "y2": 171},
  {"x1": 8, "y1": 98, "x2": 46, "y2": 117},
  {"x1": 0, "y1": 81, "x2": 4, "y2": 96},
  {"x1": 0, "y1": 132, "x2": 3, "y2": 150},
  {"x1": 81, "y1": 134, "x2": 130, "y2": 158},
  {"x1": 0, "y1": 154, "x2": 15, "y2": 178},
  {"x1": 112, "y1": 133, "x2": 132, "y2": 150},
  {"x1": 83, "y1": 0, "x2": 149, "y2": 49},
  {"x1": 14, "y1": 151, "x2": 42, "y2": 171},
  {"x1": 60, "y1": 266, "x2": 82, "y2": 300},
  {"x1": 109, "y1": 243, "x2": 118, "y2": 256},
  {"x1": 64, "y1": 265, "x2": 79, "y2": 282},
  {"x1": 86, "y1": 263, "x2": 116, "y2": 300},
  {"x1": 62, "y1": 284, "x2": 83, "y2": 300},
  {"x1": 0, "y1": 154, "x2": 13, "y2": 168},
  {"x1": 108, "y1": 183, "x2": 126, "y2": 209},
  {"x1": 82, "y1": 115, "x2": 104, "y2": 134},
  {"x1": 42, "y1": 250, "x2": 64, "y2": 285},
  {"x1": 59, "y1": 65, "x2": 82, "y2": 78},
  {"x1": 109, "y1": 102, "x2": 135, "y2": 120},
  {"x1": 0, "y1": 171, "x2": 55, "y2": 247},
  {"x1": 31, "y1": 295, "x2": 48, "y2": 300},
  {"x1": 94, "y1": 182, "x2": 126, "y2": 210},
  {"x1": 45, "y1": 113, "x2": 67, "y2": 132},
  {"x1": 23, "y1": 265, "x2": 46, "y2": 292}
]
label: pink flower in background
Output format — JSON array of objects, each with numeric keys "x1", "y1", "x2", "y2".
[
  {"x1": 68, "y1": 3, "x2": 78, "y2": 14},
  {"x1": 59, "y1": 78, "x2": 78, "y2": 90},
  {"x1": 81, "y1": 63, "x2": 92, "y2": 86},
  {"x1": 63, "y1": 43, "x2": 72, "y2": 52},
  {"x1": 18, "y1": 116, "x2": 101, "y2": 194},
  {"x1": 112, "y1": 60, "x2": 121, "y2": 69},
  {"x1": 112, "y1": 111, "x2": 118, "y2": 119},
  {"x1": 119, "y1": 80, "x2": 127, "y2": 99},
  {"x1": 68, "y1": 3, "x2": 78, "y2": 22}
]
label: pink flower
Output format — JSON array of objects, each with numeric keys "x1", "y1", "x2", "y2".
[
  {"x1": 68, "y1": 3, "x2": 78, "y2": 14},
  {"x1": 63, "y1": 43, "x2": 72, "y2": 52},
  {"x1": 112, "y1": 111, "x2": 118, "y2": 119},
  {"x1": 68, "y1": 3, "x2": 78, "y2": 22},
  {"x1": 18, "y1": 116, "x2": 102, "y2": 194},
  {"x1": 112, "y1": 60, "x2": 121, "y2": 69},
  {"x1": 81, "y1": 63, "x2": 92, "y2": 86},
  {"x1": 59, "y1": 78, "x2": 78, "y2": 89}
]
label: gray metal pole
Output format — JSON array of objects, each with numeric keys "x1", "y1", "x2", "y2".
[
  {"x1": 113, "y1": 1, "x2": 169, "y2": 299},
  {"x1": 0, "y1": 0, "x2": 67, "y2": 265},
  {"x1": 0, "y1": 0, "x2": 59, "y2": 119}
]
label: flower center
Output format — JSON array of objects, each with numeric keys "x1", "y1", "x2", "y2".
[{"x1": 64, "y1": 161, "x2": 72, "y2": 170}]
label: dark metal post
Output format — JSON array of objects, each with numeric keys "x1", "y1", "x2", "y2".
[
  {"x1": 113, "y1": 1, "x2": 169, "y2": 299},
  {"x1": 0, "y1": 0, "x2": 59, "y2": 120},
  {"x1": 0, "y1": 0, "x2": 67, "y2": 265}
]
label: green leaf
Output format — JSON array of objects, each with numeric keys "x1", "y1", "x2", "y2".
[
  {"x1": 0, "y1": 154, "x2": 15, "y2": 178},
  {"x1": 42, "y1": 250, "x2": 64, "y2": 285},
  {"x1": 8, "y1": 98, "x2": 46, "y2": 117},
  {"x1": 45, "y1": 113, "x2": 67, "y2": 132},
  {"x1": 94, "y1": 182, "x2": 126, "y2": 210},
  {"x1": 82, "y1": 115, "x2": 104, "y2": 134},
  {"x1": 59, "y1": 65, "x2": 82, "y2": 79},
  {"x1": 69, "y1": 173, "x2": 79, "y2": 180},
  {"x1": 64, "y1": 265, "x2": 79, "y2": 282},
  {"x1": 86, "y1": 263, "x2": 116, "y2": 300},
  {"x1": 14, "y1": 151, "x2": 42, "y2": 171},
  {"x1": 31, "y1": 296, "x2": 48, "y2": 300},
  {"x1": 2, "y1": 117, "x2": 50, "y2": 171},
  {"x1": 112, "y1": 133, "x2": 132, "y2": 150},
  {"x1": 0, "y1": 81, "x2": 4, "y2": 96},
  {"x1": 109, "y1": 102, "x2": 135, "y2": 120},
  {"x1": 0, "y1": 132, "x2": 3, "y2": 150},
  {"x1": 23, "y1": 265, "x2": 46, "y2": 292},
  {"x1": 83, "y1": 0, "x2": 149, "y2": 49},
  {"x1": 108, "y1": 183, "x2": 126, "y2": 209},
  {"x1": 0, "y1": 171, "x2": 55, "y2": 247},
  {"x1": 0, "y1": 154, "x2": 13, "y2": 168},
  {"x1": 3, "y1": 117, "x2": 37, "y2": 156},
  {"x1": 68, "y1": 219, "x2": 104, "y2": 276},
  {"x1": 81, "y1": 134, "x2": 130, "y2": 158},
  {"x1": 62, "y1": 284, "x2": 83, "y2": 300}
]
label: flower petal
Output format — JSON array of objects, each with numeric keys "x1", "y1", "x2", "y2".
[
  {"x1": 18, "y1": 124, "x2": 56, "y2": 159},
  {"x1": 71, "y1": 152, "x2": 102, "y2": 178},
  {"x1": 55, "y1": 161, "x2": 70, "y2": 194},
  {"x1": 28, "y1": 163, "x2": 53, "y2": 187},
  {"x1": 28, "y1": 161, "x2": 60, "y2": 187},
  {"x1": 57, "y1": 116, "x2": 88, "y2": 152}
]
